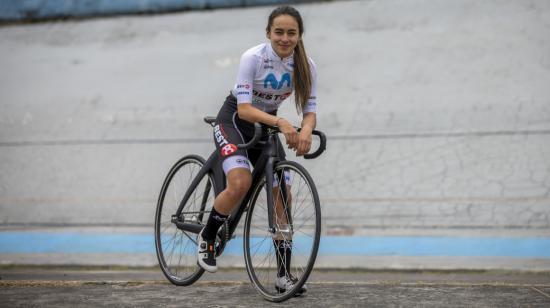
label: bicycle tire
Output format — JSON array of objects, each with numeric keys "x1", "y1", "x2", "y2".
[
  {"x1": 155, "y1": 155, "x2": 215, "y2": 286},
  {"x1": 243, "y1": 160, "x2": 321, "y2": 302}
]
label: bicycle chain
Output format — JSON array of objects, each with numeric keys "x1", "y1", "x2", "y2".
[{"x1": 224, "y1": 220, "x2": 230, "y2": 242}]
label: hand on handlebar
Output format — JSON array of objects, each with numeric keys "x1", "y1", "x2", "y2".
[
  {"x1": 296, "y1": 127, "x2": 312, "y2": 156},
  {"x1": 274, "y1": 118, "x2": 326, "y2": 159},
  {"x1": 277, "y1": 118, "x2": 299, "y2": 150}
]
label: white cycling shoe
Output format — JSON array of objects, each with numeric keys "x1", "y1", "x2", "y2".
[
  {"x1": 275, "y1": 275, "x2": 307, "y2": 295},
  {"x1": 197, "y1": 230, "x2": 217, "y2": 273}
]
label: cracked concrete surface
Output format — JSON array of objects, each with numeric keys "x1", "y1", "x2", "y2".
[{"x1": 312, "y1": 133, "x2": 550, "y2": 230}]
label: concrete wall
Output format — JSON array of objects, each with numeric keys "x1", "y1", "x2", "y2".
[
  {"x1": 0, "y1": 0, "x2": 318, "y2": 21},
  {"x1": 2, "y1": 0, "x2": 547, "y2": 231}
]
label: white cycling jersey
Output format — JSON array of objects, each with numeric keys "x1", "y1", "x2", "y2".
[{"x1": 231, "y1": 43, "x2": 317, "y2": 114}]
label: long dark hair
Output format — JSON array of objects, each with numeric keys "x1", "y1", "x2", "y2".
[{"x1": 266, "y1": 6, "x2": 312, "y2": 114}]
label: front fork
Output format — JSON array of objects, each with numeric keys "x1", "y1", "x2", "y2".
[
  {"x1": 265, "y1": 156, "x2": 277, "y2": 234},
  {"x1": 264, "y1": 137, "x2": 293, "y2": 239}
]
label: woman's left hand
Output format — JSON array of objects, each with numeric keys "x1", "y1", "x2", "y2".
[{"x1": 296, "y1": 127, "x2": 312, "y2": 156}]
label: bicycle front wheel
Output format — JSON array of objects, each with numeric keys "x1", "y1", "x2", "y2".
[
  {"x1": 243, "y1": 161, "x2": 321, "y2": 302},
  {"x1": 155, "y1": 155, "x2": 215, "y2": 286}
]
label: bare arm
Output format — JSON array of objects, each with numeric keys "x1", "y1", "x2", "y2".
[
  {"x1": 300, "y1": 112, "x2": 316, "y2": 134},
  {"x1": 237, "y1": 103, "x2": 299, "y2": 149},
  {"x1": 237, "y1": 103, "x2": 279, "y2": 126},
  {"x1": 296, "y1": 112, "x2": 317, "y2": 156}
]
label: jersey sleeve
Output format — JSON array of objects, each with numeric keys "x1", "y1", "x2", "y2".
[
  {"x1": 234, "y1": 51, "x2": 258, "y2": 104},
  {"x1": 303, "y1": 58, "x2": 318, "y2": 114}
]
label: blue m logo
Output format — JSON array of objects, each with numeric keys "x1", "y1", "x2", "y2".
[{"x1": 264, "y1": 73, "x2": 291, "y2": 89}]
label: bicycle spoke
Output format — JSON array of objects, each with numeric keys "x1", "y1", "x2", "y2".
[
  {"x1": 161, "y1": 230, "x2": 179, "y2": 247},
  {"x1": 250, "y1": 235, "x2": 271, "y2": 256},
  {"x1": 257, "y1": 244, "x2": 275, "y2": 268},
  {"x1": 155, "y1": 156, "x2": 213, "y2": 285},
  {"x1": 244, "y1": 161, "x2": 320, "y2": 301},
  {"x1": 160, "y1": 221, "x2": 174, "y2": 235},
  {"x1": 176, "y1": 232, "x2": 185, "y2": 275},
  {"x1": 181, "y1": 230, "x2": 198, "y2": 245}
]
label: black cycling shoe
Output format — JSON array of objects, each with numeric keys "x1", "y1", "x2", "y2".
[
  {"x1": 197, "y1": 229, "x2": 217, "y2": 273},
  {"x1": 275, "y1": 275, "x2": 307, "y2": 296}
]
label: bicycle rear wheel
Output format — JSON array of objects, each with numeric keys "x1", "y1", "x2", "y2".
[
  {"x1": 155, "y1": 155, "x2": 215, "y2": 285},
  {"x1": 243, "y1": 161, "x2": 321, "y2": 302}
]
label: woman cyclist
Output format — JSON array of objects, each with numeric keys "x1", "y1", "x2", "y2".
[{"x1": 197, "y1": 6, "x2": 317, "y2": 294}]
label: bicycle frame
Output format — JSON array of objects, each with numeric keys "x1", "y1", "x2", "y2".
[{"x1": 173, "y1": 129, "x2": 284, "y2": 255}]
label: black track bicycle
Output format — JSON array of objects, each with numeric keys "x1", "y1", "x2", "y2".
[{"x1": 154, "y1": 116, "x2": 326, "y2": 302}]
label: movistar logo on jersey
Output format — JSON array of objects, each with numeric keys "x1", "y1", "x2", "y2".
[{"x1": 264, "y1": 73, "x2": 291, "y2": 89}]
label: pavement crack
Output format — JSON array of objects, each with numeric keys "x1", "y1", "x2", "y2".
[{"x1": 531, "y1": 286, "x2": 550, "y2": 299}]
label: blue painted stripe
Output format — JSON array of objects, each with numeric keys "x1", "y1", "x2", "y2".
[
  {"x1": 1, "y1": 232, "x2": 549, "y2": 257},
  {"x1": 0, "y1": 0, "x2": 297, "y2": 21},
  {"x1": 317, "y1": 236, "x2": 550, "y2": 257}
]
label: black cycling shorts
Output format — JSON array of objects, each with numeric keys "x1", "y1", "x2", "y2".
[{"x1": 213, "y1": 94, "x2": 286, "y2": 174}]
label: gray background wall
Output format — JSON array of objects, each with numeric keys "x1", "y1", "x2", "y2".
[{"x1": 1, "y1": 0, "x2": 549, "y2": 268}]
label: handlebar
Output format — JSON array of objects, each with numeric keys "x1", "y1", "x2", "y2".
[
  {"x1": 204, "y1": 116, "x2": 326, "y2": 159},
  {"x1": 237, "y1": 123, "x2": 263, "y2": 150},
  {"x1": 241, "y1": 124, "x2": 327, "y2": 159},
  {"x1": 301, "y1": 128, "x2": 327, "y2": 160}
]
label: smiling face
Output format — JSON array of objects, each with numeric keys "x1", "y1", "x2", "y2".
[{"x1": 267, "y1": 14, "x2": 301, "y2": 59}]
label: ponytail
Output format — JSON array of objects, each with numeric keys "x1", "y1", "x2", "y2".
[{"x1": 293, "y1": 39, "x2": 312, "y2": 114}]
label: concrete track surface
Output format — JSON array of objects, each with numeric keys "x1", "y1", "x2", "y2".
[{"x1": 1, "y1": 267, "x2": 550, "y2": 307}]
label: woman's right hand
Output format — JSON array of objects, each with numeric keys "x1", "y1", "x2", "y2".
[{"x1": 277, "y1": 118, "x2": 298, "y2": 150}]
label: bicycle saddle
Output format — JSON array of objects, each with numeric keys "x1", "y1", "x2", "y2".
[{"x1": 204, "y1": 116, "x2": 216, "y2": 125}]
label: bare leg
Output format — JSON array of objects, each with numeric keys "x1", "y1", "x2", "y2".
[
  {"x1": 273, "y1": 185, "x2": 293, "y2": 241},
  {"x1": 213, "y1": 168, "x2": 252, "y2": 215},
  {"x1": 198, "y1": 167, "x2": 253, "y2": 272},
  {"x1": 273, "y1": 184, "x2": 295, "y2": 280},
  {"x1": 200, "y1": 167, "x2": 251, "y2": 241}
]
